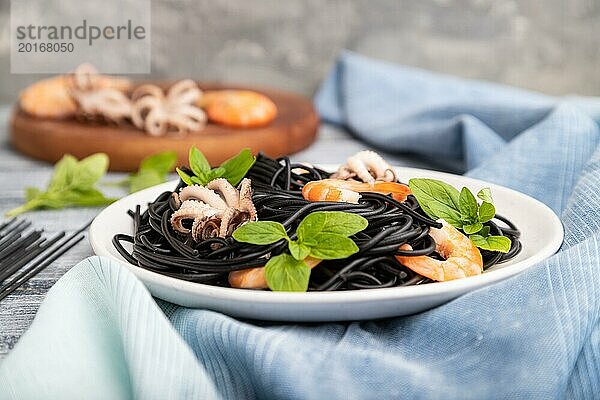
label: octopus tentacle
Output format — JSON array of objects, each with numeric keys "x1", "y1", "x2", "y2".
[
  {"x1": 192, "y1": 216, "x2": 221, "y2": 242},
  {"x1": 69, "y1": 63, "x2": 131, "y2": 93},
  {"x1": 132, "y1": 84, "x2": 165, "y2": 101},
  {"x1": 130, "y1": 81, "x2": 207, "y2": 136},
  {"x1": 178, "y1": 185, "x2": 228, "y2": 210},
  {"x1": 170, "y1": 200, "x2": 220, "y2": 233},
  {"x1": 207, "y1": 178, "x2": 240, "y2": 208},
  {"x1": 171, "y1": 192, "x2": 181, "y2": 209},
  {"x1": 170, "y1": 178, "x2": 258, "y2": 242},
  {"x1": 333, "y1": 150, "x2": 396, "y2": 183},
  {"x1": 71, "y1": 88, "x2": 132, "y2": 123},
  {"x1": 218, "y1": 208, "x2": 239, "y2": 238},
  {"x1": 167, "y1": 80, "x2": 202, "y2": 104},
  {"x1": 237, "y1": 178, "x2": 257, "y2": 220}
]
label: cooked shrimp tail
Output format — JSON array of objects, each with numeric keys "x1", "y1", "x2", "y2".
[
  {"x1": 202, "y1": 90, "x2": 277, "y2": 128},
  {"x1": 396, "y1": 220, "x2": 483, "y2": 281},
  {"x1": 302, "y1": 178, "x2": 411, "y2": 203},
  {"x1": 229, "y1": 257, "x2": 321, "y2": 289}
]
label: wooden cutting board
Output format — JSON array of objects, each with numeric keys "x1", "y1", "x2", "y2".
[{"x1": 10, "y1": 82, "x2": 319, "y2": 172}]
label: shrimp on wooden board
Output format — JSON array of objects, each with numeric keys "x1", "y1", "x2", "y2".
[
  {"x1": 396, "y1": 220, "x2": 483, "y2": 281},
  {"x1": 19, "y1": 65, "x2": 132, "y2": 119},
  {"x1": 229, "y1": 257, "x2": 321, "y2": 289},
  {"x1": 19, "y1": 76, "x2": 78, "y2": 119},
  {"x1": 302, "y1": 179, "x2": 411, "y2": 203},
  {"x1": 200, "y1": 90, "x2": 277, "y2": 128}
]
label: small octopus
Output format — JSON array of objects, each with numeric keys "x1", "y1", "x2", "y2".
[
  {"x1": 332, "y1": 150, "x2": 397, "y2": 183},
  {"x1": 69, "y1": 64, "x2": 133, "y2": 123},
  {"x1": 131, "y1": 80, "x2": 207, "y2": 136},
  {"x1": 170, "y1": 178, "x2": 257, "y2": 242}
]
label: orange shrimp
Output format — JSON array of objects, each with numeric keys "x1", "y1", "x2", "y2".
[
  {"x1": 396, "y1": 220, "x2": 483, "y2": 281},
  {"x1": 302, "y1": 178, "x2": 411, "y2": 203},
  {"x1": 229, "y1": 257, "x2": 321, "y2": 289},
  {"x1": 201, "y1": 90, "x2": 277, "y2": 128},
  {"x1": 19, "y1": 76, "x2": 78, "y2": 119},
  {"x1": 19, "y1": 67, "x2": 131, "y2": 119}
]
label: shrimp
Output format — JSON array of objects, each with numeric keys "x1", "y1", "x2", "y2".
[
  {"x1": 201, "y1": 90, "x2": 277, "y2": 128},
  {"x1": 229, "y1": 257, "x2": 321, "y2": 289},
  {"x1": 302, "y1": 179, "x2": 411, "y2": 203},
  {"x1": 19, "y1": 76, "x2": 78, "y2": 119},
  {"x1": 19, "y1": 65, "x2": 132, "y2": 119},
  {"x1": 396, "y1": 220, "x2": 483, "y2": 281}
]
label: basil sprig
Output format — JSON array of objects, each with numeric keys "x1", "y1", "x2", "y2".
[
  {"x1": 177, "y1": 147, "x2": 255, "y2": 186},
  {"x1": 233, "y1": 211, "x2": 368, "y2": 291},
  {"x1": 113, "y1": 151, "x2": 178, "y2": 193},
  {"x1": 408, "y1": 178, "x2": 511, "y2": 253},
  {"x1": 6, "y1": 154, "x2": 116, "y2": 217}
]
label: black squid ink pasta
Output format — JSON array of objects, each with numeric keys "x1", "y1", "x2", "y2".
[{"x1": 113, "y1": 153, "x2": 522, "y2": 291}]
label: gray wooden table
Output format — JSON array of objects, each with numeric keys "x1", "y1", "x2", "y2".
[{"x1": 0, "y1": 106, "x2": 445, "y2": 359}]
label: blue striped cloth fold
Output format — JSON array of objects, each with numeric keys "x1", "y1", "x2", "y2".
[{"x1": 2, "y1": 51, "x2": 600, "y2": 399}]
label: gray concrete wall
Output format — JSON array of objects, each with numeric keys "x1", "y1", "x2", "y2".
[{"x1": 1, "y1": 0, "x2": 599, "y2": 104}]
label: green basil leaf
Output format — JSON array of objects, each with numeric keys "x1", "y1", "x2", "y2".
[
  {"x1": 428, "y1": 203, "x2": 463, "y2": 227},
  {"x1": 232, "y1": 221, "x2": 289, "y2": 245},
  {"x1": 48, "y1": 154, "x2": 78, "y2": 191},
  {"x1": 25, "y1": 187, "x2": 42, "y2": 202},
  {"x1": 486, "y1": 236, "x2": 511, "y2": 253},
  {"x1": 288, "y1": 241, "x2": 311, "y2": 260},
  {"x1": 308, "y1": 233, "x2": 359, "y2": 260},
  {"x1": 74, "y1": 153, "x2": 109, "y2": 189},
  {"x1": 190, "y1": 175, "x2": 208, "y2": 185},
  {"x1": 139, "y1": 151, "x2": 177, "y2": 174},
  {"x1": 30, "y1": 192, "x2": 65, "y2": 209},
  {"x1": 480, "y1": 225, "x2": 491, "y2": 237},
  {"x1": 477, "y1": 188, "x2": 493, "y2": 204},
  {"x1": 301, "y1": 238, "x2": 317, "y2": 247},
  {"x1": 129, "y1": 170, "x2": 164, "y2": 193},
  {"x1": 181, "y1": 148, "x2": 254, "y2": 187},
  {"x1": 296, "y1": 212, "x2": 326, "y2": 241},
  {"x1": 462, "y1": 222, "x2": 483, "y2": 234},
  {"x1": 62, "y1": 188, "x2": 116, "y2": 206},
  {"x1": 218, "y1": 148, "x2": 256, "y2": 186},
  {"x1": 176, "y1": 168, "x2": 194, "y2": 186},
  {"x1": 7, "y1": 187, "x2": 115, "y2": 217},
  {"x1": 459, "y1": 187, "x2": 478, "y2": 223},
  {"x1": 469, "y1": 234, "x2": 487, "y2": 247},
  {"x1": 297, "y1": 211, "x2": 368, "y2": 242},
  {"x1": 189, "y1": 147, "x2": 211, "y2": 177},
  {"x1": 125, "y1": 151, "x2": 178, "y2": 193},
  {"x1": 265, "y1": 253, "x2": 310, "y2": 292},
  {"x1": 478, "y1": 202, "x2": 496, "y2": 223},
  {"x1": 408, "y1": 178, "x2": 461, "y2": 223},
  {"x1": 6, "y1": 153, "x2": 114, "y2": 217},
  {"x1": 469, "y1": 234, "x2": 511, "y2": 253},
  {"x1": 206, "y1": 167, "x2": 227, "y2": 182}
]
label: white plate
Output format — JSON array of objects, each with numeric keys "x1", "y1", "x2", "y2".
[{"x1": 90, "y1": 166, "x2": 563, "y2": 322}]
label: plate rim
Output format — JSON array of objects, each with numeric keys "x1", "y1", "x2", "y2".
[{"x1": 89, "y1": 165, "x2": 564, "y2": 304}]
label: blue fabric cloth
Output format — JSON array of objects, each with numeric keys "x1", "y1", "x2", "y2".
[{"x1": 3, "y1": 51, "x2": 600, "y2": 399}]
